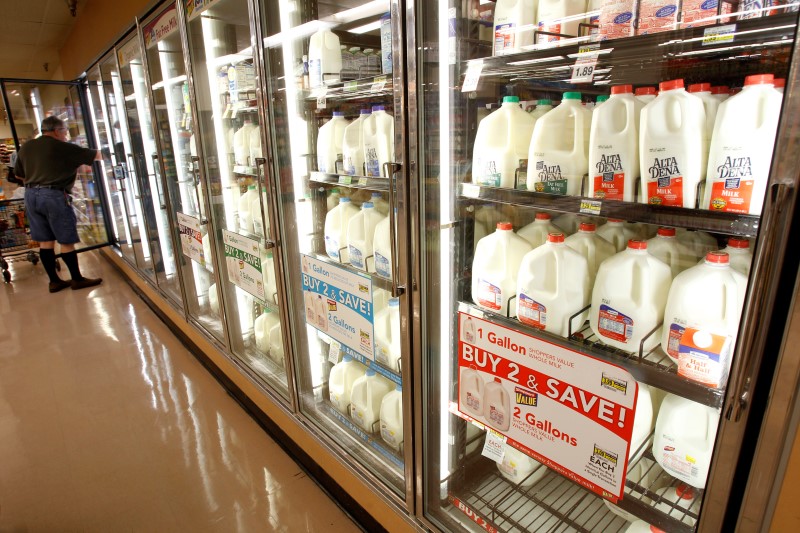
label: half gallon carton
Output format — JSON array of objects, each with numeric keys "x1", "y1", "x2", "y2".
[
  {"x1": 636, "y1": 1, "x2": 679, "y2": 35},
  {"x1": 472, "y1": 222, "x2": 532, "y2": 314},
  {"x1": 598, "y1": 0, "x2": 637, "y2": 40},
  {"x1": 681, "y1": 0, "x2": 733, "y2": 28}
]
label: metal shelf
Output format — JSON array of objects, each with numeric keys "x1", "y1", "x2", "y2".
[
  {"x1": 303, "y1": 74, "x2": 392, "y2": 102},
  {"x1": 308, "y1": 250, "x2": 393, "y2": 294},
  {"x1": 309, "y1": 171, "x2": 390, "y2": 191},
  {"x1": 322, "y1": 402, "x2": 403, "y2": 469}
]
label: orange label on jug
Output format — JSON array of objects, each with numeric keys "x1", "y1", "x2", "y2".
[
  {"x1": 598, "y1": 304, "x2": 633, "y2": 343},
  {"x1": 593, "y1": 173, "x2": 625, "y2": 200},
  {"x1": 678, "y1": 327, "x2": 732, "y2": 387},
  {"x1": 648, "y1": 176, "x2": 683, "y2": 206},
  {"x1": 518, "y1": 294, "x2": 546, "y2": 329},
  {"x1": 708, "y1": 179, "x2": 755, "y2": 214},
  {"x1": 477, "y1": 279, "x2": 502, "y2": 311}
]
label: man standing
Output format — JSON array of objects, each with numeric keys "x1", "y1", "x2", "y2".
[{"x1": 14, "y1": 116, "x2": 103, "y2": 293}]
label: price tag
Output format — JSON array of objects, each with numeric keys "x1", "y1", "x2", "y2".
[
  {"x1": 481, "y1": 429, "x2": 506, "y2": 462},
  {"x1": 317, "y1": 95, "x2": 327, "y2": 109},
  {"x1": 462, "y1": 60, "x2": 484, "y2": 93},
  {"x1": 570, "y1": 45, "x2": 599, "y2": 84},
  {"x1": 579, "y1": 199, "x2": 603, "y2": 216},
  {"x1": 328, "y1": 341, "x2": 341, "y2": 364},
  {"x1": 703, "y1": 24, "x2": 736, "y2": 46},
  {"x1": 358, "y1": 177, "x2": 369, "y2": 186},
  {"x1": 462, "y1": 183, "x2": 481, "y2": 198},
  {"x1": 345, "y1": 80, "x2": 358, "y2": 92},
  {"x1": 371, "y1": 76, "x2": 387, "y2": 93},
  {"x1": 338, "y1": 175, "x2": 353, "y2": 185}
]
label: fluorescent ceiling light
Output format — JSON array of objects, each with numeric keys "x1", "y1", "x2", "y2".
[{"x1": 349, "y1": 20, "x2": 381, "y2": 34}]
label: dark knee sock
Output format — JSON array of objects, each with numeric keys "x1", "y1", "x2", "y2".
[
  {"x1": 61, "y1": 251, "x2": 83, "y2": 281},
  {"x1": 39, "y1": 249, "x2": 62, "y2": 283}
]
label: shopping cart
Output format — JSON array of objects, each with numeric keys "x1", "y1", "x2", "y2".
[{"x1": 0, "y1": 198, "x2": 40, "y2": 282}]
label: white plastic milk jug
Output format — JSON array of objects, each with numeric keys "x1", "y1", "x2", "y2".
[
  {"x1": 653, "y1": 393, "x2": 720, "y2": 488},
  {"x1": 308, "y1": 29, "x2": 342, "y2": 88},
  {"x1": 254, "y1": 310, "x2": 280, "y2": 355},
  {"x1": 662, "y1": 251, "x2": 747, "y2": 387},
  {"x1": 635, "y1": 86, "x2": 658, "y2": 104},
  {"x1": 516, "y1": 233, "x2": 591, "y2": 337},
  {"x1": 483, "y1": 377, "x2": 511, "y2": 431},
  {"x1": 654, "y1": 483, "x2": 702, "y2": 526},
  {"x1": 473, "y1": 205, "x2": 503, "y2": 247},
  {"x1": 565, "y1": 222, "x2": 616, "y2": 283},
  {"x1": 304, "y1": 291, "x2": 316, "y2": 325},
  {"x1": 552, "y1": 213, "x2": 581, "y2": 235},
  {"x1": 473, "y1": 96, "x2": 535, "y2": 188},
  {"x1": 625, "y1": 520, "x2": 663, "y2": 533},
  {"x1": 712, "y1": 85, "x2": 730, "y2": 102},
  {"x1": 528, "y1": 92, "x2": 591, "y2": 195},
  {"x1": 590, "y1": 240, "x2": 673, "y2": 352},
  {"x1": 342, "y1": 109, "x2": 371, "y2": 175},
  {"x1": 251, "y1": 187, "x2": 271, "y2": 238},
  {"x1": 518, "y1": 212, "x2": 559, "y2": 248},
  {"x1": 380, "y1": 385, "x2": 403, "y2": 450},
  {"x1": 460, "y1": 366, "x2": 485, "y2": 417},
  {"x1": 238, "y1": 184, "x2": 257, "y2": 234},
  {"x1": 375, "y1": 297, "x2": 401, "y2": 371},
  {"x1": 363, "y1": 105, "x2": 394, "y2": 177},
  {"x1": 687, "y1": 82, "x2": 719, "y2": 167},
  {"x1": 640, "y1": 79, "x2": 707, "y2": 208},
  {"x1": 329, "y1": 355, "x2": 366, "y2": 414},
  {"x1": 369, "y1": 192, "x2": 389, "y2": 215},
  {"x1": 589, "y1": 85, "x2": 642, "y2": 201},
  {"x1": 347, "y1": 202, "x2": 384, "y2": 271},
  {"x1": 373, "y1": 210, "x2": 393, "y2": 278},
  {"x1": 630, "y1": 382, "x2": 655, "y2": 461},
  {"x1": 703, "y1": 74, "x2": 782, "y2": 215},
  {"x1": 596, "y1": 218, "x2": 637, "y2": 252},
  {"x1": 261, "y1": 249, "x2": 278, "y2": 303},
  {"x1": 249, "y1": 125, "x2": 262, "y2": 163},
  {"x1": 774, "y1": 78, "x2": 785, "y2": 94},
  {"x1": 233, "y1": 121, "x2": 256, "y2": 165},
  {"x1": 676, "y1": 229, "x2": 717, "y2": 260},
  {"x1": 324, "y1": 197, "x2": 359, "y2": 262},
  {"x1": 268, "y1": 321, "x2": 284, "y2": 365},
  {"x1": 492, "y1": 0, "x2": 537, "y2": 55},
  {"x1": 537, "y1": 0, "x2": 587, "y2": 42},
  {"x1": 496, "y1": 442, "x2": 547, "y2": 488},
  {"x1": 326, "y1": 188, "x2": 342, "y2": 211},
  {"x1": 350, "y1": 369, "x2": 395, "y2": 433},
  {"x1": 530, "y1": 99, "x2": 553, "y2": 121},
  {"x1": 317, "y1": 112, "x2": 350, "y2": 173},
  {"x1": 723, "y1": 238, "x2": 753, "y2": 276},
  {"x1": 647, "y1": 227, "x2": 695, "y2": 278},
  {"x1": 472, "y1": 222, "x2": 533, "y2": 314}
]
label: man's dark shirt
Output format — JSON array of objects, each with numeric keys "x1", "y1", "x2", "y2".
[{"x1": 14, "y1": 136, "x2": 96, "y2": 189}]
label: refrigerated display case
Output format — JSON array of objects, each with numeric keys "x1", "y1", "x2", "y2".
[{"x1": 415, "y1": 2, "x2": 800, "y2": 533}]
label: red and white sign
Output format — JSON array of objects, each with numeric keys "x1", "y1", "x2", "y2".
[
  {"x1": 143, "y1": 7, "x2": 180, "y2": 49},
  {"x1": 455, "y1": 312, "x2": 637, "y2": 501}
]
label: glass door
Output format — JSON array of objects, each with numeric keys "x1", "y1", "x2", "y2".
[
  {"x1": 418, "y1": 3, "x2": 798, "y2": 533},
  {"x1": 258, "y1": 0, "x2": 412, "y2": 500},
  {"x1": 141, "y1": 4, "x2": 224, "y2": 338}
]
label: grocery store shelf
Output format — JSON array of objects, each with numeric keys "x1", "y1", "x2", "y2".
[
  {"x1": 309, "y1": 171, "x2": 390, "y2": 191},
  {"x1": 308, "y1": 251, "x2": 393, "y2": 295},
  {"x1": 233, "y1": 164, "x2": 258, "y2": 176},
  {"x1": 304, "y1": 74, "x2": 392, "y2": 102},
  {"x1": 459, "y1": 183, "x2": 760, "y2": 237}
]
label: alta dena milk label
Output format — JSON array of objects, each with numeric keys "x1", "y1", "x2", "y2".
[
  {"x1": 593, "y1": 152, "x2": 625, "y2": 200},
  {"x1": 708, "y1": 155, "x2": 756, "y2": 214},
  {"x1": 647, "y1": 156, "x2": 683, "y2": 206},
  {"x1": 475, "y1": 158, "x2": 502, "y2": 187},
  {"x1": 533, "y1": 159, "x2": 569, "y2": 195}
]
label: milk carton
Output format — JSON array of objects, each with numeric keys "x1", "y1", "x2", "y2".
[
  {"x1": 363, "y1": 106, "x2": 394, "y2": 177},
  {"x1": 254, "y1": 310, "x2": 280, "y2": 354},
  {"x1": 518, "y1": 212, "x2": 559, "y2": 248},
  {"x1": 647, "y1": 227, "x2": 695, "y2": 277},
  {"x1": 375, "y1": 297, "x2": 401, "y2": 371},
  {"x1": 347, "y1": 202, "x2": 384, "y2": 271},
  {"x1": 325, "y1": 197, "x2": 359, "y2": 262},
  {"x1": 484, "y1": 378, "x2": 511, "y2": 431},
  {"x1": 380, "y1": 13, "x2": 392, "y2": 74},
  {"x1": 662, "y1": 252, "x2": 747, "y2": 387},
  {"x1": 595, "y1": 218, "x2": 636, "y2": 252},
  {"x1": 317, "y1": 112, "x2": 350, "y2": 174},
  {"x1": 496, "y1": 442, "x2": 547, "y2": 487},
  {"x1": 268, "y1": 321, "x2": 284, "y2": 365},
  {"x1": 599, "y1": 0, "x2": 637, "y2": 40},
  {"x1": 682, "y1": 0, "x2": 731, "y2": 28},
  {"x1": 640, "y1": 79, "x2": 707, "y2": 208},
  {"x1": 590, "y1": 240, "x2": 673, "y2": 352},
  {"x1": 589, "y1": 84, "x2": 642, "y2": 201},
  {"x1": 653, "y1": 393, "x2": 720, "y2": 488},
  {"x1": 654, "y1": 483, "x2": 702, "y2": 526},
  {"x1": 460, "y1": 366, "x2": 486, "y2": 417},
  {"x1": 473, "y1": 96, "x2": 536, "y2": 188},
  {"x1": 703, "y1": 74, "x2": 782, "y2": 215},
  {"x1": 565, "y1": 222, "x2": 616, "y2": 283},
  {"x1": 517, "y1": 233, "x2": 591, "y2": 337},
  {"x1": 636, "y1": 1, "x2": 679, "y2": 34},
  {"x1": 472, "y1": 222, "x2": 533, "y2": 314},
  {"x1": 308, "y1": 29, "x2": 342, "y2": 88},
  {"x1": 723, "y1": 238, "x2": 753, "y2": 276},
  {"x1": 530, "y1": 99, "x2": 554, "y2": 121},
  {"x1": 528, "y1": 92, "x2": 591, "y2": 195},
  {"x1": 537, "y1": 0, "x2": 587, "y2": 42},
  {"x1": 677, "y1": 229, "x2": 717, "y2": 260},
  {"x1": 373, "y1": 211, "x2": 393, "y2": 278},
  {"x1": 342, "y1": 109, "x2": 371, "y2": 176},
  {"x1": 350, "y1": 369, "x2": 395, "y2": 433},
  {"x1": 329, "y1": 355, "x2": 366, "y2": 413},
  {"x1": 492, "y1": 0, "x2": 537, "y2": 55},
  {"x1": 380, "y1": 385, "x2": 403, "y2": 450},
  {"x1": 238, "y1": 184, "x2": 257, "y2": 234},
  {"x1": 635, "y1": 86, "x2": 657, "y2": 104}
]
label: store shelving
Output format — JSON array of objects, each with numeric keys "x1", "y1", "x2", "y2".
[
  {"x1": 308, "y1": 250, "x2": 393, "y2": 293},
  {"x1": 324, "y1": 402, "x2": 404, "y2": 469},
  {"x1": 304, "y1": 74, "x2": 392, "y2": 103},
  {"x1": 309, "y1": 171, "x2": 390, "y2": 191}
]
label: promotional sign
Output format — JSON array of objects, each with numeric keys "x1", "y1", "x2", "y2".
[
  {"x1": 455, "y1": 311, "x2": 637, "y2": 501},
  {"x1": 222, "y1": 230, "x2": 266, "y2": 302},
  {"x1": 301, "y1": 254, "x2": 375, "y2": 360},
  {"x1": 143, "y1": 6, "x2": 180, "y2": 49},
  {"x1": 117, "y1": 38, "x2": 139, "y2": 69},
  {"x1": 176, "y1": 212, "x2": 205, "y2": 266}
]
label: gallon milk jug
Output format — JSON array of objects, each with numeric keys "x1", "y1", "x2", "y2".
[
  {"x1": 552, "y1": 213, "x2": 581, "y2": 235},
  {"x1": 596, "y1": 218, "x2": 637, "y2": 252},
  {"x1": 304, "y1": 291, "x2": 316, "y2": 325},
  {"x1": 662, "y1": 251, "x2": 747, "y2": 387},
  {"x1": 254, "y1": 310, "x2": 280, "y2": 355},
  {"x1": 268, "y1": 321, "x2": 284, "y2": 365},
  {"x1": 261, "y1": 249, "x2": 278, "y2": 303},
  {"x1": 653, "y1": 483, "x2": 702, "y2": 526},
  {"x1": 373, "y1": 210, "x2": 393, "y2": 278},
  {"x1": 484, "y1": 377, "x2": 511, "y2": 431},
  {"x1": 496, "y1": 442, "x2": 547, "y2": 488},
  {"x1": 723, "y1": 238, "x2": 753, "y2": 276},
  {"x1": 625, "y1": 521, "x2": 663, "y2": 533},
  {"x1": 342, "y1": 109, "x2": 371, "y2": 175},
  {"x1": 369, "y1": 192, "x2": 389, "y2": 215},
  {"x1": 640, "y1": 79, "x2": 707, "y2": 208},
  {"x1": 518, "y1": 212, "x2": 559, "y2": 248},
  {"x1": 676, "y1": 229, "x2": 717, "y2": 260},
  {"x1": 363, "y1": 105, "x2": 394, "y2": 177},
  {"x1": 326, "y1": 188, "x2": 342, "y2": 211},
  {"x1": 528, "y1": 92, "x2": 591, "y2": 195},
  {"x1": 380, "y1": 385, "x2": 403, "y2": 451},
  {"x1": 703, "y1": 74, "x2": 782, "y2": 215},
  {"x1": 347, "y1": 202, "x2": 384, "y2": 271},
  {"x1": 711, "y1": 85, "x2": 730, "y2": 101},
  {"x1": 314, "y1": 294, "x2": 328, "y2": 332},
  {"x1": 647, "y1": 227, "x2": 695, "y2": 277},
  {"x1": 308, "y1": 29, "x2": 342, "y2": 88},
  {"x1": 589, "y1": 84, "x2": 642, "y2": 201},
  {"x1": 630, "y1": 382, "x2": 655, "y2": 462},
  {"x1": 774, "y1": 78, "x2": 785, "y2": 94},
  {"x1": 375, "y1": 297, "x2": 401, "y2": 371},
  {"x1": 653, "y1": 393, "x2": 720, "y2": 488},
  {"x1": 537, "y1": 0, "x2": 587, "y2": 42},
  {"x1": 324, "y1": 197, "x2": 359, "y2": 262},
  {"x1": 565, "y1": 222, "x2": 616, "y2": 283},
  {"x1": 251, "y1": 187, "x2": 271, "y2": 238},
  {"x1": 516, "y1": 232, "x2": 591, "y2": 337},
  {"x1": 249, "y1": 125, "x2": 262, "y2": 163},
  {"x1": 473, "y1": 205, "x2": 503, "y2": 247},
  {"x1": 605, "y1": 458, "x2": 662, "y2": 522},
  {"x1": 472, "y1": 96, "x2": 535, "y2": 188},
  {"x1": 209, "y1": 283, "x2": 220, "y2": 316},
  {"x1": 460, "y1": 366, "x2": 485, "y2": 418},
  {"x1": 233, "y1": 121, "x2": 256, "y2": 165},
  {"x1": 472, "y1": 223, "x2": 533, "y2": 314},
  {"x1": 329, "y1": 355, "x2": 366, "y2": 413},
  {"x1": 492, "y1": 0, "x2": 537, "y2": 55},
  {"x1": 590, "y1": 240, "x2": 673, "y2": 352},
  {"x1": 687, "y1": 82, "x2": 719, "y2": 167},
  {"x1": 350, "y1": 369, "x2": 395, "y2": 433},
  {"x1": 238, "y1": 184, "x2": 257, "y2": 234},
  {"x1": 530, "y1": 99, "x2": 553, "y2": 121},
  {"x1": 635, "y1": 86, "x2": 658, "y2": 104},
  {"x1": 317, "y1": 112, "x2": 350, "y2": 173}
]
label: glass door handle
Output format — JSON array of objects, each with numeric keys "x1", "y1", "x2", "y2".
[
  {"x1": 254, "y1": 157, "x2": 278, "y2": 246},
  {"x1": 190, "y1": 156, "x2": 208, "y2": 225},
  {"x1": 151, "y1": 154, "x2": 167, "y2": 210},
  {"x1": 126, "y1": 154, "x2": 143, "y2": 200},
  {"x1": 384, "y1": 162, "x2": 405, "y2": 298}
]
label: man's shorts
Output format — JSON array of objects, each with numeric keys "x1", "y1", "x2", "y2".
[{"x1": 24, "y1": 187, "x2": 80, "y2": 244}]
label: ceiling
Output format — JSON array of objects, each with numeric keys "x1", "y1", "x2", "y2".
[{"x1": 0, "y1": 0, "x2": 86, "y2": 79}]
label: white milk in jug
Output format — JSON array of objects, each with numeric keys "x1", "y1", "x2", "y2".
[
  {"x1": 329, "y1": 355, "x2": 366, "y2": 413},
  {"x1": 518, "y1": 212, "x2": 559, "y2": 247},
  {"x1": 596, "y1": 218, "x2": 636, "y2": 252},
  {"x1": 375, "y1": 297, "x2": 401, "y2": 371},
  {"x1": 254, "y1": 310, "x2": 280, "y2": 355},
  {"x1": 370, "y1": 192, "x2": 389, "y2": 215},
  {"x1": 537, "y1": 0, "x2": 587, "y2": 42},
  {"x1": 774, "y1": 78, "x2": 785, "y2": 94},
  {"x1": 687, "y1": 82, "x2": 719, "y2": 168},
  {"x1": 630, "y1": 382, "x2": 655, "y2": 461},
  {"x1": 238, "y1": 184, "x2": 257, "y2": 234},
  {"x1": 484, "y1": 378, "x2": 511, "y2": 431},
  {"x1": 703, "y1": 74, "x2": 782, "y2": 215},
  {"x1": 635, "y1": 86, "x2": 658, "y2": 104},
  {"x1": 373, "y1": 210, "x2": 393, "y2": 278},
  {"x1": 590, "y1": 240, "x2": 673, "y2": 352},
  {"x1": 662, "y1": 252, "x2": 747, "y2": 386},
  {"x1": 363, "y1": 105, "x2": 394, "y2": 177},
  {"x1": 653, "y1": 483, "x2": 702, "y2": 526},
  {"x1": 350, "y1": 369, "x2": 395, "y2": 433},
  {"x1": 472, "y1": 223, "x2": 533, "y2": 314},
  {"x1": 517, "y1": 232, "x2": 591, "y2": 337},
  {"x1": 249, "y1": 125, "x2": 262, "y2": 163},
  {"x1": 251, "y1": 187, "x2": 270, "y2": 238},
  {"x1": 342, "y1": 109, "x2": 371, "y2": 176},
  {"x1": 605, "y1": 458, "x2": 662, "y2": 522},
  {"x1": 325, "y1": 197, "x2": 359, "y2": 262},
  {"x1": 261, "y1": 249, "x2": 278, "y2": 303},
  {"x1": 552, "y1": 213, "x2": 581, "y2": 235},
  {"x1": 624, "y1": 520, "x2": 663, "y2": 533},
  {"x1": 317, "y1": 112, "x2": 350, "y2": 174},
  {"x1": 326, "y1": 188, "x2": 342, "y2": 211},
  {"x1": 640, "y1": 79, "x2": 706, "y2": 208},
  {"x1": 589, "y1": 84, "x2": 642, "y2": 201},
  {"x1": 492, "y1": 0, "x2": 537, "y2": 55},
  {"x1": 530, "y1": 99, "x2": 553, "y2": 121},
  {"x1": 496, "y1": 442, "x2": 547, "y2": 487},
  {"x1": 233, "y1": 120, "x2": 256, "y2": 165},
  {"x1": 473, "y1": 205, "x2": 503, "y2": 247},
  {"x1": 653, "y1": 393, "x2": 720, "y2": 488},
  {"x1": 268, "y1": 321, "x2": 284, "y2": 365},
  {"x1": 528, "y1": 92, "x2": 591, "y2": 195},
  {"x1": 348, "y1": 202, "x2": 384, "y2": 271},
  {"x1": 308, "y1": 29, "x2": 342, "y2": 88},
  {"x1": 380, "y1": 384, "x2": 403, "y2": 450},
  {"x1": 565, "y1": 222, "x2": 616, "y2": 283},
  {"x1": 676, "y1": 229, "x2": 717, "y2": 260},
  {"x1": 711, "y1": 85, "x2": 730, "y2": 102},
  {"x1": 460, "y1": 366, "x2": 486, "y2": 418},
  {"x1": 647, "y1": 227, "x2": 695, "y2": 277},
  {"x1": 723, "y1": 238, "x2": 753, "y2": 276},
  {"x1": 473, "y1": 96, "x2": 536, "y2": 188}
]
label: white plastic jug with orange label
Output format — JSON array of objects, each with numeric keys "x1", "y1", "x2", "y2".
[
  {"x1": 596, "y1": 218, "x2": 637, "y2": 252},
  {"x1": 472, "y1": 223, "x2": 532, "y2": 314},
  {"x1": 565, "y1": 222, "x2": 616, "y2": 283},
  {"x1": 518, "y1": 212, "x2": 559, "y2": 248},
  {"x1": 492, "y1": 0, "x2": 538, "y2": 55},
  {"x1": 723, "y1": 238, "x2": 753, "y2": 276},
  {"x1": 460, "y1": 367, "x2": 486, "y2": 418},
  {"x1": 473, "y1": 96, "x2": 536, "y2": 188}
]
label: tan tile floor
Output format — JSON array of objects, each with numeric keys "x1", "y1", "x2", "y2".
[{"x1": 0, "y1": 251, "x2": 360, "y2": 532}]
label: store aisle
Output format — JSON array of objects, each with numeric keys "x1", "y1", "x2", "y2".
[{"x1": 0, "y1": 252, "x2": 360, "y2": 532}]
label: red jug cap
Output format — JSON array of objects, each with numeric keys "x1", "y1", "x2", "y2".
[{"x1": 660, "y1": 79, "x2": 684, "y2": 92}]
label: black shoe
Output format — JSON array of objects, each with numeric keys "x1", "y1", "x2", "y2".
[
  {"x1": 49, "y1": 280, "x2": 72, "y2": 293},
  {"x1": 71, "y1": 277, "x2": 103, "y2": 290}
]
